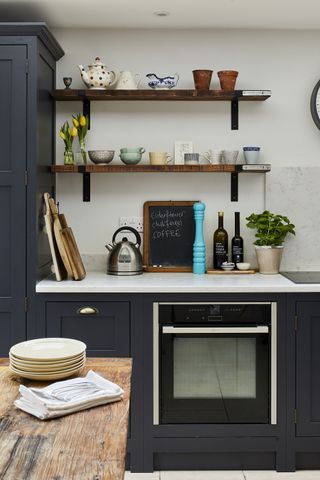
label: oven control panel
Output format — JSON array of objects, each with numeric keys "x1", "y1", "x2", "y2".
[{"x1": 159, "y1": 303, "x2": 271, "y2": 325}]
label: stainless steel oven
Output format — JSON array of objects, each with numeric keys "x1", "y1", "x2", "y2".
[{"x1": 153, "y1": 302, "x2": 277, "y2": 425}]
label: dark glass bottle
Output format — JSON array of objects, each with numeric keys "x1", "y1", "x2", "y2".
[
  {"x1": 213, "y1": 211, "x2": 228, "y2": 269},
  {"x1": 232, "y1": 212, "x2": 244, "y2": 265}
]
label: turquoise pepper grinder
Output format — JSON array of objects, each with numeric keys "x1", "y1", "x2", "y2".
[{"x1": 193, "y1": 202, "x2": 206, "y2": 274}]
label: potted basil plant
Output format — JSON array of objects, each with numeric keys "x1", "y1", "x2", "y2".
[{"x1": 246, "y1": 211, "x2": 295, "y2": 274}]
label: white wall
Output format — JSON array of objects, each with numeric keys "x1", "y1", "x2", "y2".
[{"x1": 53, "y1": 27, "x2": 320, "y2": 269}]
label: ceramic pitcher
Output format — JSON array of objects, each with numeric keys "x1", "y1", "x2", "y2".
[{"x1": 116, "y1": 71, "x2": 140, "y2": 90}]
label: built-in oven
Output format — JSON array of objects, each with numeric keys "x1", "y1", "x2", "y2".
[{"x1": 153, "y1": 302, "x2": 277, "y2": 425}]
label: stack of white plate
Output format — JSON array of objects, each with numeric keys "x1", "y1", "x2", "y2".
[{"x1": 9, "y1": 338, "x2": 86, "y2": 380}]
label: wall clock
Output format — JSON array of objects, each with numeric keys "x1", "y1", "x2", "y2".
[{"x1": 310, "y1": 79, "x2": 320, "y2": 129}]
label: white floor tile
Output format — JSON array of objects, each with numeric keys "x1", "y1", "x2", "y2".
[
  {"x1": 124, "y1": 472, "x2": 160, "y2": 479},
  {"x1": 243, "y1": 471, "x2": 320, "y2": 479},
  {"x1": 160, "y1": 471, "x2": 244, "y2": 480}
]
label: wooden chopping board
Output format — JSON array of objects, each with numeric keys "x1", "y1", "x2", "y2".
[
  {"x1": 48, "y1": 198, "x2": 73, "y2": 278},
  {"x1": 43, "y1": 193, "x2": 67, "y2": 281},
  {"x1": 207, "y1": 269, "x2": 256, "y2": 274},
  {"x1": 61, "y1": 226, "x2": 86, "y2": 280}
]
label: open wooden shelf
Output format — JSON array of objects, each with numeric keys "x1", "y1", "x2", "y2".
[
  {"x1": 51, "y1": 89, "x2": 271, "y2": 130},
  {"x1": 51, "y1": 89, "x2": 271, "y2": 102},
  {"x1": 51, "y1": 164, "x2": 236, "y2": 173},
  {"x1": 51, "y1": 164, "x2": 271, "y2": 202}
]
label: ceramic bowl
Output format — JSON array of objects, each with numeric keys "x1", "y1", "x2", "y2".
[
  {"x1": 221, "y1": 262, "x2": 235, "y2": 271},
  {"x1": 88, "y1": 150, "x2": 114, "y2": 164},
  {"x1": 120, "y1": 153, "x2": 142, "y2": 165},
  {"x1": 236, "y1": 262, "x2": 251, "y2": 270}
]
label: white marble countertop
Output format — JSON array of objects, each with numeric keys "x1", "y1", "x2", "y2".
[{"x1": 35, "y1": 271, "x2": 320, "y2": 293}]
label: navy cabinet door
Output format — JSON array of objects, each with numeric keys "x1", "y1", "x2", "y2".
[
  {"x1": 296, "y1": 301, "x2": 320, "y2": 436},
  {"x1": 0, "y1": 45, "x2": 27, "y2": 354},
  {"x1": 46, "y1": 301, "x2": 130, "y2": 356}
]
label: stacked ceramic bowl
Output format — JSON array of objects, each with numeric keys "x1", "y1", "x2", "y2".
[{"x1": 9, "y1": 338, "x2": 86, "y2": 380}]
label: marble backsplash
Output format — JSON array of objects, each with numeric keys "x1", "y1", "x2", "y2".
[
  {"x1": 76, "y1": 168, "x2": 318, "y2": 274},
  {"x1": 266, "y1": 167, "x2": 320, "y2": 271}
]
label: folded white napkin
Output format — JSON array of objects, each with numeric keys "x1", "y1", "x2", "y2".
[{"x1": 15, "y1": 370, "x2": 124, "y2": 420}]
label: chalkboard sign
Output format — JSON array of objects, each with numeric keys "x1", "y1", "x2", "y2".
[{"x1": 143, "y1": 201, "x2": 197, "y2": 272}]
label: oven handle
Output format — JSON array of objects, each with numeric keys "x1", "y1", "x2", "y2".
[{"x1": 162, "y1": 326, "x2": 269, "y2": 334}]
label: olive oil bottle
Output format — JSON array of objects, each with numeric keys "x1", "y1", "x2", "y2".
[
  {"x1": 231, "y1": 212, "x2": 244, "y2": 265},
  {"x1": 213, "y1": 211, "x2": 228, "y2": 269}
]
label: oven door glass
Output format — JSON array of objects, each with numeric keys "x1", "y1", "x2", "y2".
[{"x1": 160, "y1": 327, "x2": 270, "y2": 424}]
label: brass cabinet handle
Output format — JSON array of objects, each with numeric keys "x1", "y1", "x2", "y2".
[{"x1": 77, "y1": 306, "x2": 99, "y2": 315}]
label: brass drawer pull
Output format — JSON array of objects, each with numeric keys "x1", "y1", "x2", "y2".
[{"x1": 77, "y1": 306, "x2": 99, "y2": 315}]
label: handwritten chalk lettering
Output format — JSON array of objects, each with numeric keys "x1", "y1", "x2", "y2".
[
  {"x1": 151, "y1": 209, "x2": 186, "y2": 221},
  {"x1": 151, "y1": 219, "x2": 183, "y2": 229},
  {"x1": 152, "y1": 229, "x2": 181, "y2": 240}
]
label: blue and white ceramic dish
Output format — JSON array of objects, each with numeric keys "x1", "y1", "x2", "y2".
[{"x1": 146, "y1": 73, "x2": 179, "y2": 90}]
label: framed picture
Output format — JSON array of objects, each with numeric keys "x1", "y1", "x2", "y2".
[{"x1": 174, "y1": 140, "x2": 193, "y2": 165}]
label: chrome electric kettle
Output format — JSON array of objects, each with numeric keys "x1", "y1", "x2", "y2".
[{"x1": 105, "y1": 226, "x2": 143, "y2": 276}]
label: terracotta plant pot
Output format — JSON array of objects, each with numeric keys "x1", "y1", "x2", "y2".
[
  {"x1": 217, "y1": 70, "x2": 239, "y2": 90},
  {"x1": 255, "y1": 246, "x2": 283, "y2": 274},
  {"x1": 192, "y1": 70, "x2": 213, "y2": 90}
]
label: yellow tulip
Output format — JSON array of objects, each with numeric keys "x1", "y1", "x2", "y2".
[
  {"x1": 71, "y1": 126, "x2": 77, "y2": 137},
  {"x1": 59, "y1": 131, "x2": 66, "y2": 140},
  {"x1": 79, "y1": 115, "x2": 86, "y2": 127},
  {"x1": 72, "y1": 117, "x2": 79, "y2": 128}
]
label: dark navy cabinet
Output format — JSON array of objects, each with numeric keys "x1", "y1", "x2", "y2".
[
  {"x1": 45, "y1": 301, "x2": 130, "y2": 356},
  {"x1": 296, "y1": 301, "x2": 320, "y2": 437},
  {"x1": 0, "y1": 44, "x2": 27, "y2": 353},
  {"x1": 0, "y1": 24, "x2": 63, "y2": 355}
]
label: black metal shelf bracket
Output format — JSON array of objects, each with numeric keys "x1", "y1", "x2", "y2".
[
  {"x1": 231, "y1": 172, "x2": 239, "y2": 201},
  {"x1": 78, "y1": 93, "x2": 91, "y2": 129},
  {"x1": 82, "y1": 98, "x2": 91, "y2": 129},
  {"x1": 231, "y1": 99, "x2": 239, "y2": 130},
  {"x1": 78, "y1": 166, "x2": 91, "y2": 201}
]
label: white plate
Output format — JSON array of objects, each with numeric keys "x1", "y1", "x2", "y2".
[
  {"x1": 10, "y1": 338, "x2": 86, "y2": 361},
  {"x1": 9, "y1": 363, "x2": 85, "y2": 380},
  {"x1": 10, "y1": 357, "x2": 86, "y2": 373},
  {"x1": 9, "y1": 352, "x2": 85, "y2": 368}
]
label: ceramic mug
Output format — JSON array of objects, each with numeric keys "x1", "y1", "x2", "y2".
[
  {"x1": 120, "y1": 147, "x2": 145, "y2": 154},
  {"x1": 149, "y1": 152, "x2": 172, "y2": 165},
  {"x1": 184, "y1": 153, "x2": 200, "y2": 165},
  {"x1": 201, "y1": 150, "x2": 222, "y2": 164},
  {"x1": 222, "y1": 150, "x2": 239, "y2": 164},
  {"x1": 243, "y1": 147, "x2": 260, "y2": 164}
]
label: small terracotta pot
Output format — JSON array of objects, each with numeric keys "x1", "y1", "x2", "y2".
[
  {"x1": 192, "y1": 70, "x2": 213, "y2": 90},
  {"x1": 217, "y1": 70, "x2": 239, "y2": 90}
]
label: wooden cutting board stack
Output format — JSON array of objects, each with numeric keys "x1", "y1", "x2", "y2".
[{"x1": 43, "y1": 193, "x2": 86, "y2": 281}]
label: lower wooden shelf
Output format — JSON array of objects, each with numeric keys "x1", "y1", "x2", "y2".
[
  {"x1": 51, "y1": 164, "x2": 235, "y2": 173},
  {"x1": 51, "y1": 164, "x2": 271, "y2": 202}
]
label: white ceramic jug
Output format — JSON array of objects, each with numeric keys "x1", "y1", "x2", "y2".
[{"x1": 116, "y1": 71, "x2": 140, "y2": 90}]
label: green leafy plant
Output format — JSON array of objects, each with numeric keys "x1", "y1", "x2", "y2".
[{"x1": 246, "y1": 210, "x2": 295, "y2": 246}]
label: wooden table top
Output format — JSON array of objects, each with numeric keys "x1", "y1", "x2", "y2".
[{"x1": 0, "y1": 357, "x2": 132, "y2": 480}]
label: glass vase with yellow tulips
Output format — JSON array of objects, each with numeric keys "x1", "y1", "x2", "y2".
[
  {"x1": 72, "y1": 114, "x2": 88, "y2": 164},
  {"x1": 59, "y1": 121, "x2": 77, "y2": 165}
]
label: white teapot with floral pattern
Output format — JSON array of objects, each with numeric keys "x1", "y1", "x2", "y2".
[{"x1": 78, "y1": 57, "x2": 118, "y2": 90}]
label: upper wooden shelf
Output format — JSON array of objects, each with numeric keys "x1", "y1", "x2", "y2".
[{"x1": 51, "y1": 89, "x2": 271, "y2": 102}]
